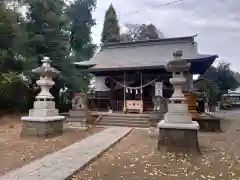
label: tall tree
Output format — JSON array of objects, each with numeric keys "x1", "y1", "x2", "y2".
[
  {"x1": 0, "y1": 3, "x2": 22, "y2": 72},
  {"x1": 0, "y1": 0, "x2": 99, "y2": 112},
  {"x1": 197, "y1": 61, "x2": 239, "y2": 106},
  {"x1": 26, "y1": 0, "x2": 69, "y2": 67},
  {"x1": 138, "y1": 24, "x2": 163, "y2": 40},
  {"x1": 68, "y1": 0, "x2": 96, "y2": 92},
  {"x1": 69, "y1": 0, "x2": 96, "y2": 59},
  {"x1": 120, "y1": 23, "x2": 164, "y2": 42},
  {"x1": 202, "y1": 61, "x2": 239, "y2": 93},
  {"x1": 25, "y1": 0, "x2": 71, "y2": 107},
  {"x1": 0, "y1": 2, "x2": 30, "y2": 111},
  {"x1": 101, "y1": 4, "x2": 120, "y2": 44}
]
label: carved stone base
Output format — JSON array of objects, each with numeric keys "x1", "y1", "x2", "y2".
[
  {"x1": 21, "y1": 118, "x2": 64, "y2": 137},
  {"x1": 68, "y1": 109, "x2": 88, "y2": 129},
  {"x1": 157, "y1": 127, "x2": 200, "y2": 154},
  {"x1": 69, "y1": 109, "x2": 87, "y2": 117},
  {"x1": 67, "y1": 122, "x2": 88, "y2": 130},
  {"x1": 149, "y1": 112, "x2": 164, "y2": 127}
]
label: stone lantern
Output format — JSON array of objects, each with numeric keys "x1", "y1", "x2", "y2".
[
  {"x1": 21, "y1": 57, "x2": 65, "y2": 137},
  {"x1": 157, "y1": 50, "x2": 200, "y2": 153}
]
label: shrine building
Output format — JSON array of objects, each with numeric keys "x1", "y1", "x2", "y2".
[{"x1": 75, "y1": 35, "x2": 218, "y2": 114}]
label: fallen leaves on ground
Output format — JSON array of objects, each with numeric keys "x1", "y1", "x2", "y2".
[
  {"x1": 0, "y1": 115, "x2": 104, "y2": 175},
  {"x1": 70, "y1": 120, "x2": 240, "y2": 180}
]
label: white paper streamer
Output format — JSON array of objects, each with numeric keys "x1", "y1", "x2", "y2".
[{"x1": 136, "y1": 89, "x2": 138, "y2": 95}]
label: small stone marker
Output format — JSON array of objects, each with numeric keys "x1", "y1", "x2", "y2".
[{"x1": 68, "y1": 93, "x2": 89, "y2": 129}]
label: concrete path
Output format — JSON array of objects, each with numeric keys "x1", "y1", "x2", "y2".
[{"x1": 0, "y1": 127, "x2": 132, "y2": 180}]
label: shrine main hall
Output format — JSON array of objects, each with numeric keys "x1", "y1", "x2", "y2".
[{"x1": 75, "y1": 35, "x2": 218, "y2": 114}]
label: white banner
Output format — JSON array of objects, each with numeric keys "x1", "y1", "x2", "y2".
[{"x1": 155, "y1": 82, "x2": 162, "y2": 96}]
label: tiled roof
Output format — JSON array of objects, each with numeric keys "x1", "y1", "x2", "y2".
[{"x1": 74, "y1": 35, "x2": 218, "y2": 73}]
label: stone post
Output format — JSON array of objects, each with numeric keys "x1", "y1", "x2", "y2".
[
  {"x1": 157, "y1": 50, "x2": 200, "y2": 153},
  {"x1": 149, "y1": 96, "x2": 168, "y2": 137},
  {"x1": 68, "y1": 93, "x2": 89, "y2": 129},
  {"x1": 21, "y1": 57, "x2": 65, "y2": 137}
]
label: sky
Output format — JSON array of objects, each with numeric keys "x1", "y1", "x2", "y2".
[{"x1": 91, "y1": 0, "x2": 240, "y2": 72}]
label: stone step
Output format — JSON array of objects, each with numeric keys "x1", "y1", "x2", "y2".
[
  {"x1": 100, "y1": 113, "x2": 150, "y2": 118},
  {"x1": 96, "y1": 114, "x2": 150, "y2": 128},
  {"x1": 100, "y1": 118, "x2": 149, "y2": 123},
  {"x1": 97, "y1": 121, "x2": 149, "y2": 128},
  {"x1": 100, "y1": 119, "x2": 149, "y2": 125},
  {"x1": 102, "y1": 116, "x2": 149, "y2": 121}
]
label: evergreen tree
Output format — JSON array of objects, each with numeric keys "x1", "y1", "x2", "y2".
[
  {"x1": 101, "y1": 4, "x2": 120, "y2": 44},
  {"x1": 197, "y1": 61, "x2": 239, "y2": 106},
  {"x1": 69, "y1": 0, "x2": 96, "y2": 59},
  {"x1": 26, "y1": 3, "x2": 68, "y2": 78},
  {"x1": 25, "y1": 0, "x2": 71, "y2": 108},
  {"x1": 202, "y1": 62, "x2": 239, "y2": 93},
  {"x1": 0, "y1": 3, "x2": 22, "y2": 72},
  {"x1": 68, "y1": 0, "x2": 96, "y2": 93},
  {"x1": 26, "y1": 0, "x2": 69, "y2": 67},
  {"x1": 0, "y1": 3, "x2": 30, "y2": 111}
]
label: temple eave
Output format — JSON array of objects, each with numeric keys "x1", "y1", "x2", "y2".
[
  {"x1": 189, "y1": 55, "x2": 218, "y2": 74},
  {"x1": 75, "y1": 55, "x2": 218, "y2": 75}
]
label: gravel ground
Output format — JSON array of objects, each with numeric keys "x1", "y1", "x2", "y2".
[
  {"x1": 70, "y1": 119, "x2": 240, "y2": 180},
  {"x1": 0, "y1": 115, "x2": 104, "y2": 176}
]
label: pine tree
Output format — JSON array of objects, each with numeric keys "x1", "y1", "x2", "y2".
[{"x1": 101, "y1": 4, "x2": 120, "y2": 44}]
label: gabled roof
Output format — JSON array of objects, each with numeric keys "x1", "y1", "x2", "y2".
[{"x1": 75, "y1": 35, "x2": 218, "y2": 74}]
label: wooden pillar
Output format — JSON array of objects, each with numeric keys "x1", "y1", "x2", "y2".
[
  {"x1": 123, "y1": 72, "x2": 127, "y2": 113},
  {"x1": 140, "y1": 72, "x2": 143, "y2": 113},
  {"x1": 184, "y1": 93, "x2": 198, "y2": 117},
  {"x1": 183, "y1": 73, "x2": 198, "y2": 117},
  {"x1": 110, "y1": 79, "x2": 115, "y2": 111}
]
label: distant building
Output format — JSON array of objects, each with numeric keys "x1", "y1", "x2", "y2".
[{"x1": 223, "y1": 87, "x2": 240, "y2": 106}]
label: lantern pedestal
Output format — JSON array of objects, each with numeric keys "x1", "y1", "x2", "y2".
[
  {"x1": 157, "y1": 121, "x2": 200, "y2": 153},
  {"x1": 21, "y1": 116, "x2": 64, "y2": 137},
  {"x1": 68, "y1": 108, "x2": 89, "y2": 129}
]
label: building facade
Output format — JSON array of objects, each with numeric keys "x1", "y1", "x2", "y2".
[{"x1": 75, "y1": 35, "x2": 218, "y2": 113}]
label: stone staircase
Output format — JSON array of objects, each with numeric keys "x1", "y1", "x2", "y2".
[{"x1": 96, "y1": 113, "x2": 150, "y2": 128}]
